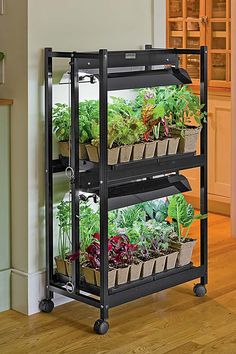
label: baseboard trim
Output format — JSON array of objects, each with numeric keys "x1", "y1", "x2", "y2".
[
  {"x1": 11, "y1": 269, "x2": 72, "y2": 315},
  {"x1": 185, "y1": 195, "x2": 230, "y2": 216}
]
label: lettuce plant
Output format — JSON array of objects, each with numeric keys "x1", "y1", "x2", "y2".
[{"x1": 168, "y1": 194, "x2": 207, "y2": 241}]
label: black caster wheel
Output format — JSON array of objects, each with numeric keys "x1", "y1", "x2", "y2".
[
  {"x1": 193, "y1": 284, "x2": 207, "y2": 297},
  {"x1": 39, "y1": 299, "x2": 54, "y2": 313},
  {"x1": 93, "y1": 319, "x2": 109, "y2": 335}
]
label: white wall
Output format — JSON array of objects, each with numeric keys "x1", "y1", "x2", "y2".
[
  {"x1": 153, "y1": 0, "x2": 166, "y2": 48},
  {"x1": 0, "y1": 0, "x2": 167, "y2": 314},
  {"x1": 0, "y1": 0, "x2": 157, "y2": 314}
]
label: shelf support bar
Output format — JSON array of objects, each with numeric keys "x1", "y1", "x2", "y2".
[
  {"x1": 99, "y1": 49, "x2": 109, "y2": 320},
  {"x1": 200, "y1": 45, "x2": 208, "y2": 285},
  {"x1": 45, "y1": 48, "x2": 54, "y2": 300},
  {"x1": 70, "y1": 54, "x2": 80, "y2": 288}
]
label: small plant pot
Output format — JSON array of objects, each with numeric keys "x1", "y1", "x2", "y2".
[
  {"x1": 129, "y1": 262, "x2": 143, "y2": 282},
  {"x1": 86, "y1": 144, "x2": 99, "y2": 163},
  {"x1": 58, "y1": 141, "x2": 88, "y2": 160},
  {"x1": 166, "y1": 251, "x2": 179, "y2": 270},
  {"x1": 116, "y1": 266, "x2": 130, "y2": 285},
  {"x1": 108, "y1": 147, "x2": 120, "y2": 165},
  {"x1": 170, "y1": 239, "x2": 197, "y2": 267},
  {"x1": 86, "y1": 145, "x2": 120, "y2": 165},
  {"x1": 154, "y1": 255, "x2": 167, "y2": 274},
  {"x1": 82, "y1": 266, "x2": 96, "y2": 285},
  {"x1": 169, "y1": 126, "x2": 202, "y2": 153},
  {"x1": 54, "y1": 256, "x2": 67, "y2": 276},
  {"x1": 79, "y1": 143, "x2": 89, "y2": 160},
  {"x1": 119, "y1": 145, "x2": 133, "y2": 163},
  {"x1": 142, "y1": 259, "x2": 155, "y2": 278},
  {"x1": 59, "y1": 141, "x2": 70, "y2": 157},
  {"x1": 132, "y1": 143, "x2": 145, "y2": 161},
  {"x1": 156, "y1": 139, "x2": 168, "y2": 157},
  {"x1": 94, "y1": 269, "x2": 117, "y2": 288},
  {"x1": 65, "y1": 261, "x2": 72, "y2": 277},
  {"x1": 144, "y1": 141, "x2": 156, "y2": 159},
  {"x1": 167, "y1": 137, "x2": 180, "y2": 155}
]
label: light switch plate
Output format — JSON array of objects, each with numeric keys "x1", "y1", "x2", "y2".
[{"x1": 0, "y1": 0, "x2": 4, "y2": 15}]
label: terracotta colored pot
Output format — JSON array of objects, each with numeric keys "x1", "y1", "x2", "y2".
[
  {"x1": 58, "y1": 141, "x2": 88, "y2": 160},
  {"x1": 54, "y1": 256, "x2": 67, "y2": 276},
  {"x1": 116, "y1": 266, "x2": 130, "y2": 285},
  {"x1": 156, "y1": 139, "x2": 168, "y2": 157},
  {"x1": 166, "y1": 251, "x2": 179, "y2": 270},
  {"x1": 144, "y1": 141, "x2": 156, "y2": 159},
  {"x1": 129, "y1": 262, "x2": 143, "y2": 282},
  {"x1": 154, "y1": 255, "x2": 167, "y2": 274},
  {"x1": 167, "y1": 137, "x2": 180, "y2": 155},
  {"x1": 82, "y1": 266, "x2": 96, "y2": 285},
  {"x1": 142, "y1": 259, "x2": 155, "y2": 277},
  {"x1": 169, "y1": 239, "x2": 197, "y2": 267},
  {"x1": 169, "y1": 126, "x2": 202, "y2": 153},
  {"x1": 119, "y1": 145, "x2": 133, "y2": 163},
  {"x1": 94, "y1": 269, "x2": 117, "y2": 288},
  {"x1": 132, "y1": 143, "x2": 145, "y2": 161}
]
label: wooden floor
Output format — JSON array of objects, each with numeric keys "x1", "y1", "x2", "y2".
[{"x1": 1, "y1": 214, "x2": 236, "y2": 354}]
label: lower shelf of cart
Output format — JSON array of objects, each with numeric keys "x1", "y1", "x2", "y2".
[{"x1": 49, "y1": 264, "x2": 205, "y2": 308}]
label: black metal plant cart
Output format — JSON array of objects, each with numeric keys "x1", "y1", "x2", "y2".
[{"x1": 40, "y1": 45, "x2": 208, "y2": 335}]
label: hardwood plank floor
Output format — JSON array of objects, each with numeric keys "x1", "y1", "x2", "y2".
[{"x1": 1, "y1": 213, "x2": 236, "y2": 354}]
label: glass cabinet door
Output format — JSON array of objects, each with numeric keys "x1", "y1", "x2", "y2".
[
  {"x1": 211, "y1": 0, "x2": 226, "y2": 18},
  {"x1": 169, "y1": 0, "x2": 183, "y2": 18},
  {"x1": 167, "y1": 0, "x2": 231, "y2": 88},
  {"x1": 206, "y1": 0, "x2": 231, "y2": 87},
  {"x1": 187, "y1": 0, "x2": 200, "y2": 18}
]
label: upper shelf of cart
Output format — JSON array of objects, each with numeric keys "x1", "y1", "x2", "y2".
[
  {"x1": 50, "y1": 47, "x2": 203, "y2": 69},
  {"x1": 48, "y1": 48, "x2": 207, "y2": 89}
]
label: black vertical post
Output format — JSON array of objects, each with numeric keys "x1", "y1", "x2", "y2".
[
  {"x1": 45, "y1": 48, "x2": 53, "y2": 299},
  {"x1": 145, "y1": 44, "x2": 152, "y2": 71},
  {"x1": 70, "y1": 54, "x2": 80, "y2": 288},
  {"x1": 99, "y1": 49, "x2": 109, "y2": 320},
  {"x1": 200, "y1": 45, "x2": 208, "y2": 285}
]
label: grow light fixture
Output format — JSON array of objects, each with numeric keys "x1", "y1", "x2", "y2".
[
  {"x1": 59, "y1": 66, "x2": 192, "y2": 89},
  {"x1": 106, "y1": 174, "x2": 191, "y2": 210},
  {"x1": 106, "y1": 67, "x2": 192, "y2": 91}
]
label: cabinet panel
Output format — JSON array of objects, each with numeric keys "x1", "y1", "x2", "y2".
[
  {"x1": 183, "y1": 95, "x2": 231, "y2": 207},
  {"x1": 208, "y1": 95, "x2": 231, "y2": 197}
]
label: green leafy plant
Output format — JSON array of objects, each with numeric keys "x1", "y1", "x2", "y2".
[
  {"x1": 140, "y1": 199, "x2": 168, "y2": 222},
  {"x1": 52, "y1": 103, "x2": 71, "y2": 142},
  {"x1": 79, "y1": 100, "x2": 99, "y2": 143},
  {"x1": 118, "y1": 116, "x2": 146, "y2": 145},
  {"x1": 56, "y1": 201, "x2": 71, "y2": 260},
  {"x1": 79, "y1": 201, "x2": 100, "y2": 252},
  {"x1": 168, "y1": 194, "x2": 207, "y2": 241},
  {"x1": 109, "y1": 96, "x2": 134, "y2": 118},
  {"x1": 0, "y1": 52, "x2": 4, "y2": 61},
  {"x1": 155, "y1": 86, "x2": 206, "y2": 130}
]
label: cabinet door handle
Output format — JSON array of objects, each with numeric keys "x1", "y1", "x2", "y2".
[{"x1": 200, "y1": 16, "x2": 208, "y2": 24}]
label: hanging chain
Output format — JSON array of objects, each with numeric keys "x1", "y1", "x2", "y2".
[{"x1": 65, "y1": 72, "x2": 75, "y2": 293}]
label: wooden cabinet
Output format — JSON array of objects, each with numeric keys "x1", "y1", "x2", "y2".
[
  {"x1": 167, "y1": 0, "x2": 231, "y2": 89},
  {"x1": 183, "y1": 93, "x2": 231, "y2": 214}
]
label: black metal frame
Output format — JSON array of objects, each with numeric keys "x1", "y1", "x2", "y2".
[{"x1": 44, "y1": 46, "x2": 208, "y2": 326}]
